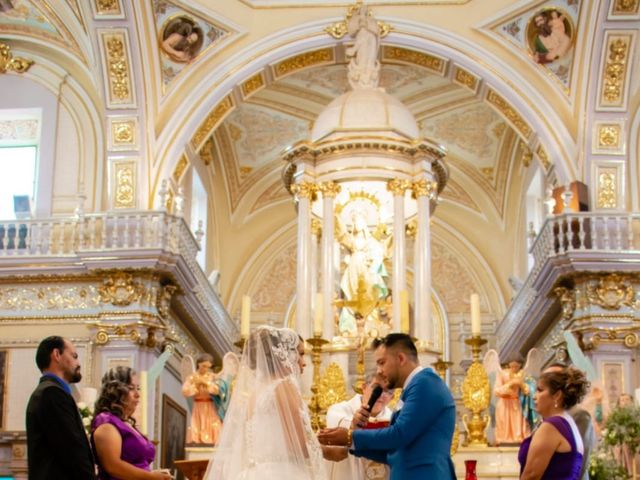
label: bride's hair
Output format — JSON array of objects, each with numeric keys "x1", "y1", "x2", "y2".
[{"x1": 246, "y1": 326, "x2": 300, "y2": 378}]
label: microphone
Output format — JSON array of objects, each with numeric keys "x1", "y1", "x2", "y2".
[{"x1": 366, "y1": 384, "x2": 384, "y2": 412}]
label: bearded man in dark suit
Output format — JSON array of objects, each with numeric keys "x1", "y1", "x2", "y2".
[{"x1": 26, "y1": 336, "x2": 95, "y2": 479}]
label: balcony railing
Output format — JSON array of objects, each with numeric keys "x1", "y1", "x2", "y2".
[
  {"x1": 0, "y1": 212, "x2": 187, "y2": 256},
  {"x1": 0, "y1": 211, "x2": 236, "y2": 348},
  {"x1": 530, "y1": 213, "x2": 640, "y2": 274},
  {"x1": 497, "y1": 213, "x2": 640, "y2": 351}
]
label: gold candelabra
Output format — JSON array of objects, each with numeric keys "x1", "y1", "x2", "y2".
[
  {"x1": 461, "y1": 335, "x2": 490, "y2": 446},
  {"x1": 307, "y1": 335, "x2": 329, "y2": 432}
]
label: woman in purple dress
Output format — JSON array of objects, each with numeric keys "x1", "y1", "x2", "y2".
[
  {"x1": 91, "y1": 367, "x2": 171, "y2": 480},
  {"x1": 518, "y1": 366, "x2": 589, "y2": 480}
]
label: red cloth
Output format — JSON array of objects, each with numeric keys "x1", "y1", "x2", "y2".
[{"x1": 362, "y1": 420, "x2": 389, "y2": 430}]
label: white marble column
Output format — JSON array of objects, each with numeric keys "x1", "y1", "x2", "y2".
[
  {"x1": 413, "y1": 177, "x2": 437, "y2": 346},
  {"x1": 311, "y1": 218, "x2": 320, "y2": 326},
  {"x1": 318, "y1": 181, "x2": 341, "y2": 340},
  {"x1": 387, "y1": 179, "x2": 408, "y2": 333},
  {"x1": 292, "y1": 181, "x2": 316, "y2": 339}
]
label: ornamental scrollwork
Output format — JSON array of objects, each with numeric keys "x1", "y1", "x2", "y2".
[
  {"x1": 290, "y1": 181, "x2": 317, "y2": 201},
  {"x1": 461, "y1": 362, "x2": 490, "y2": 412},
  {"x1": 0, "y1": 42, "x2": 33, "y2": 74},
  {"x1": 317, "y1": 181, "x2": 342, "y2": 198},
  {"x1": 387, "y1": 178, "x2": 411, "y2": 196},
  {"x1": 317, "y1": 362, "x2": 348, "y2": 411},
  {"x1": 586, "y1": 274, "x2": 635, "y2": 310},
  {"x1": 98, "y1": 272, "x2": 146, "y2": 306},
  {"x1": 554, "y1": 286, "x2": 576, "y2": 321}
]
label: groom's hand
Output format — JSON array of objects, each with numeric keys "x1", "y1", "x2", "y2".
[
  {"x1": 317, "y1": 427, "x2": 350, "y2": 446},
  {"x1": 352, "y1": 405, "x2": 371, "y2": 429}
]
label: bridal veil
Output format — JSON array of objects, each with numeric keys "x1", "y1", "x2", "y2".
[{"x1": 204, "y1": 326, "x2": 326, "y2": 480}]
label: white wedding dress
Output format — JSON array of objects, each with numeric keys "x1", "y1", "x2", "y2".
[
  {"x1": 238, "y1": 379, "x2": 324, "y2": 480},
  {"x1": 204, "y1": 326, "x2": 327, "y2": 480}
]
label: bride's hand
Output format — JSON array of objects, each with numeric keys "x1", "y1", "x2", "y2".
[
  {"x1": 322, "y1": 445, "x2": 349, "y2": 462},
  {"x1": 317, "y1": 427, "x2": 349, "y2": 446}
]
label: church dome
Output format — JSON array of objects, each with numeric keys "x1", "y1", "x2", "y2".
[{"x1": 311, "y1": 87, "x2": 419, "y2": 142}]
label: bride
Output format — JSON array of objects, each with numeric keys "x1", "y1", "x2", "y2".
[{"x1": 204, "y1": 326, "x2": 327, "y2": 480}]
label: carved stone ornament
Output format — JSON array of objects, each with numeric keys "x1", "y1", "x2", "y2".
[
  {"x1": 586, "y1": 274, "x2": 635, "y2": 310},
  {"x1": 92, "y1": 322, "x2": 165, "y2": 348},
  {"x1": 0, "y1": 42, "x2": 33, "y2": 74},
  {"x1": 157, "y1": 284, "x2": 177, "y2": 319},
  {"x1": 317, "y1": 362, "x2": 348, "y2": 411},
  {"x1": 554, "y1": 286, "x2": 576, "y2": 321},
  {"x1": 290, "y1": 181, "x2": 317, "y2": 201},
  {"x1": 98, "y1": 272, "x2": 146, "y2": 306}
]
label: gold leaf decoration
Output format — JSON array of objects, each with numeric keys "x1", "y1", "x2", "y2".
[
  {"x1": 191, "y1": 95, "x2": 234, "y2": 149},
  {"x1": 0, "y1": 42, "x2": 33, "y2": 74},
  {"x1": 317, "y1": 362, "x2": 348, "y2": 411},
  {"x1": 486, "y1": 89, "x2": 532, "y2": 139},
  {"x1": 382, "y1": 46, "x2": 445, "y2": 74},
  {"x1": 273, "y1": 48, "x2": 334, "y2": 78}
]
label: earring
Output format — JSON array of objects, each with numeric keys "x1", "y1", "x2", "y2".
[{"x1": 554, "y1": 402, "x2": 558, "y2": 408}]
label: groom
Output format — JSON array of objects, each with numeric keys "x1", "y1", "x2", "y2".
[{"x1": 318, "y1": 333, "x2": 456, "y2": 479}]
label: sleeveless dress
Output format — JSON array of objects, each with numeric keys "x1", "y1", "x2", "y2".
[
  {"x1": 91, "y1": 412, "x2": 156, "y2": 479},
  {"x1": 518, "y1": 415, "x2": 583, "y2": 480}
]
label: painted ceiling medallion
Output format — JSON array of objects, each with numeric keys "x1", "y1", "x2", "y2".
[
  {"x1": 483, "y1": 0, "x2": 581, "y2": 93},
  {"x1": 153, "y1": 0, "x2": 243, "y2": 90}
]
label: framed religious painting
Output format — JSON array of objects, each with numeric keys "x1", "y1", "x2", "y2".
[
  {"x1": 602, "y1": 361, "x2": 625, "y2": 407},
  {"x1": 161, "y1": 394, "x2": 187, "y2": 480}
]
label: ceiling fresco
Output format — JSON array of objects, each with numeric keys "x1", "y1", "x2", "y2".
[
  {"x1": 211, "y1": 61, "x2": 516, "y2": 217},
  {"x1": 0, "y1": 0, "x2": 81, "y2": 57}
]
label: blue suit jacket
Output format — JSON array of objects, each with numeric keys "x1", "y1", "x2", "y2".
[{"x1": 352, "y1": 368, "x2": 456, "y2": 480}]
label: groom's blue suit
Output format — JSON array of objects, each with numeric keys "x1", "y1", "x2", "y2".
[{"x1": 351, "y1": 368, "x2": 456, "y2": 480}]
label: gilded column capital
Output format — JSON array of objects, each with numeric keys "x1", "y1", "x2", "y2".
[
  {"x1": 412, "y1": 178, "x2": 438, "y2": 198},
  {"x1": 317, "y1": 181, "x2": 342, "y2": 198},
  {"x1": 0, "y1": 41, "x2": 34, "y2": 74},
  {"x1": 290, "y1": 181, "x2": 317, "y2": 201},
  {"x1": 387, "y1": 178, "x2": 411, "y2": 196}
]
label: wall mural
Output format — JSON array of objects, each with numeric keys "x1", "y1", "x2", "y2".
[{"x1": 494, "y1": 0, "x2": 580, "y2": 90}]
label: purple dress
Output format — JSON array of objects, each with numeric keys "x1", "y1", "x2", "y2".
[
  {"x1": 518, "y1": 415, "x2": 583, "y2": 480},
  {"x1": 91, "y1": 412, "x2": 156, "y2": 479}
]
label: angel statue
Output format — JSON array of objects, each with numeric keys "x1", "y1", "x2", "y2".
[
  {"x1": 335, "y1": 210, "x2": 391, "y2": 337},
  {"x1": 181, "y1": 352, "x2": 239, "y2": 444},
  {"x1": 483, "y1": 349, "x2": 543, "y2": 445}
]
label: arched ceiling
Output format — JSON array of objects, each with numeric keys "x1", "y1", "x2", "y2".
[{"x1": 3, "y1": 0, "x2": 636, "y2": 323}]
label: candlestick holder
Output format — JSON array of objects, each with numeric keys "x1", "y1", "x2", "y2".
[
  {"x1": 307, "y1": 335, "x2": 329, "y2": 432},
  {"x1": 233, "y1": 337, "x2": 246, "y2": 352},
  {"x1": 461, "y1": 335, "x2": 490, "y2": 446},
  {"x1": 431, "y1": 357, "x2": 453, "y2": 381}
]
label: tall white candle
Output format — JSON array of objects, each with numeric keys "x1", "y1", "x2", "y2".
[
  {"x1": 314, "y1": 292, "x2": 323, "y2": 337},
  {"x1": 400, "y1": 290, "x2": 410, "y2": 334},
  {"x1": 241, "y1": 295, "x2": 251, "y2": 338},
  {"x1": 470, "y1": 293, "x2": 481, "y2": 336}
]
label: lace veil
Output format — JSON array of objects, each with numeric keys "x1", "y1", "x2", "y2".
[{"x1": 204, "y1": 326, "x2": 326, "y2": 480}]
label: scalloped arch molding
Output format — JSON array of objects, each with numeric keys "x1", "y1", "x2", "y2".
[{"x1": 153, "y1": 17, "x2": 577, "y2": 203}]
